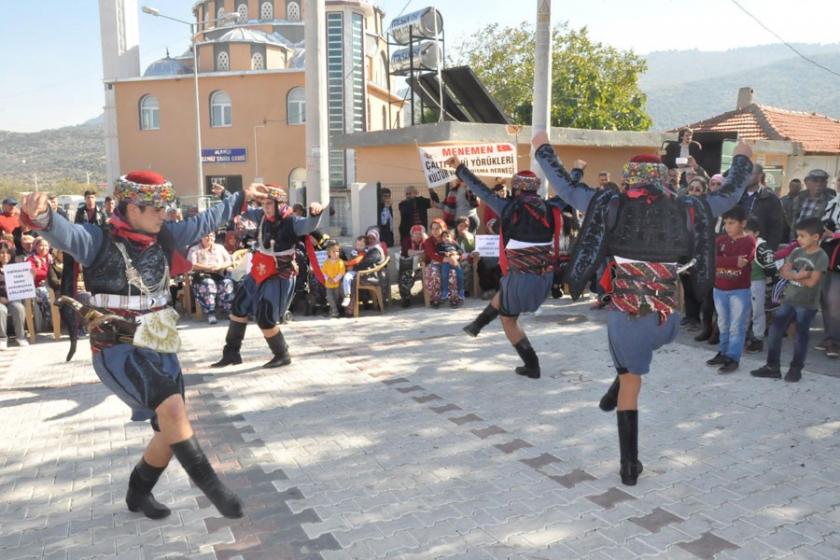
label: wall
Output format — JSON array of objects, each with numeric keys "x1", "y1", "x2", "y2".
[{"x1": 113, "y1": 71, "x2": 306, "y2": 204}]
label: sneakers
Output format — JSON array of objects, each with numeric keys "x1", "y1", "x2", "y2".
[
  {"x1": 706, "y1": 352, "x2": 727, "y2": 366},
  {"x1": 826, "y1": 342, "x2": 839, "y2": 359},
  {"x1": 744, "y1": 338, "x2": 764, "y2": 353},
  {"x1": 784, "y1": 366, "x2": 802, "y2": 383},
  {"x1": 814, "y1": 339, "x2": 830, "y2": 351},
  {"x1": 750, "y1": 364, "x2": 781, "y2": 379},
  {"x1": 208, "y1": 315, "x2": 217, "y2": 324},
  {"x1": 17, "y1": 338, "x2": 29, "y2": 347},
  {"x1": 718, "y1": 359, "x2": 739, "y2": 374},
  {"x1": 341, "y1": 296, "x2": 351, "y2": 307},
  {"x1": 0, "y1": 338, "x2": 6, "y2": 350}
]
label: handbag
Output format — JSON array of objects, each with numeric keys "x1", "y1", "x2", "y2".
[
  {"x1": 250, "y1": 251, "x2": 277, "y2": 285},
  {"x1": 132, "y1": 307, "x2": 181, "y2": 354}
]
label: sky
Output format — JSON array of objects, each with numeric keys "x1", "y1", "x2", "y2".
[{"x1": 1, "y1": 0, "x2": 839, "y2": 132}]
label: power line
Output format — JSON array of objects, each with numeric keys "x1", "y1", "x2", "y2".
[{"x1": 729, "y1": 0, "x2": 840, "y2": 79}]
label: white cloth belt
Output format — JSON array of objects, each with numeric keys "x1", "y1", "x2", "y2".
[{"x1": 91, "y1": 292, "x2": 171, "y2": 311}]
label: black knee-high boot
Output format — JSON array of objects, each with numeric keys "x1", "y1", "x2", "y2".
[
  {"x1": 263, "y1": 331, "x2": 291, "y2": 368},
  {"x1": 617, "y1": 410, "x2": 643, "y2": 486},
  {"x1": 463, "y1": 304, "x2": 500, "y2": 337},
  {"x1": 210, "y1": 321, "x2": 247, "y2": 367},
  {"x1": 172, "y1": 436, "x2": 243, "y2": 519},
  {"x1": 513, "y1": 336, "x2": 540, "y2": 379},
  {"x1": 125, "y1": 458, "x2": 171, "y2": 519},
  {"x1": 599, "y1": 375, "x2": 620, "y2": 411}
]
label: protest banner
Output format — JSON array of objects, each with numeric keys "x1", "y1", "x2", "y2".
[
  {"x1": 474, "y1": 235, "x2": 500, "y2": 257},
  {"x1": 418, "y1": 143, "x2": 517, "y2": 188}
]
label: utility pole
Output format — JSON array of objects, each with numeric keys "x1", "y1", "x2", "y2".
[
  {"x1": 304, "y1": 0, "x2": 330, "y2": 219},
  {"x1": 530, "y1": 0, "x2": 552, "y2": 196}
]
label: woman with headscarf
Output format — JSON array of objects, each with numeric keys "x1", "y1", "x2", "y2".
[
  {"x1": 344, "y1": 227, "x2": 387, "y2": 314},
  {"x1": 422, "y1": 219, "x2": 462, "y2": 308},
  {"x1": 399, "y1": 224, "x2": 427, "y2": 307}
]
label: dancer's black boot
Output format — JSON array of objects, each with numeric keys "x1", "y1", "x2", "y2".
[
  {"x1": 125, "y1": 458, "x2": 171, "y2": 519},
  {"x1": 263, "y1": 331, "x2": 291, "y2": 368},
  {"x1": 210, "y1": 321, "x2": 246, "y2": 367},
  {"x1": 617, "y1": 410, "x2": 643, "y2": 486},
  {"x1": 599, "y1": 375, "x2": 620, "y2": 411},
  {"x1": 172, "y1": 436, "x2": 243, "y2": 518},
  {"x1": 513, "y1": 337, "x2": 540, "y2": 379},
  {"x1": 463, "y1": 304, "x2": 500, "y2": 337}
]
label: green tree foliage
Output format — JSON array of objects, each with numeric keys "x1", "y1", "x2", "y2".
[{"x1": 452, "y1": 22, "x2": 652, "y2": 131}]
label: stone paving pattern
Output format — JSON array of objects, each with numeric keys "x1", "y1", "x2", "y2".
[{"x1": 1, "y1": 297, "x2": 840, "y2": 559}]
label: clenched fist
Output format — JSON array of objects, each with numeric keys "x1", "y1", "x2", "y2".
[
  {"x1": 733, "y1": 140, "x2": 753, "y2": 160},
  {"x1": 531, "y1": 131, "x2": 550, "y2": 149},
  {"x1": 21, "y1": 192, "x2": 50, "y2": 220},
  {"x1": 309, "y1": 202, "x2": 324, "y2": 216},
  {"x1": 444, "y1": 156, "x2": 461, "y2": 169}
]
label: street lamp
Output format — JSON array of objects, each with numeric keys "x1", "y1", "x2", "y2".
[{"x1": 141, "y1": 6, "x2": 238, "y2": 199}]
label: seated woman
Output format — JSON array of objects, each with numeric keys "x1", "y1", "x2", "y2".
[
  {"x1": 399, "y1": 225, "x2": 427, "y2": 307},
  {"x1": 27, "y1": 237, "x2": 52, "y2": 331},
  {"x1": 187, "y1": 233, "x2": 234, "y2": 324},
  {"x1": 0, "y1": 244, "x2": 26, "y2": 348},
  {"x1": 342, "y1": 228, "x2": 386, "y2": 314},
  {"x1": 422, "y1": 219, "x2": 462, "y2": 308}
]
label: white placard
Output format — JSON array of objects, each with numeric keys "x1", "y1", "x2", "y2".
[
  {"x1": 418, "y1": 143, "x2": 517, "y2": 188},
  {"x1": 3, "y1": 261, "x2": 36, "y2": 301},
  {"x1": 474, "y1": 235, "x2": 500, "y2": 258}
]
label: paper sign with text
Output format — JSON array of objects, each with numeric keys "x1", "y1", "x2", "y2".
[
  {"x1": 474, "y1": 235, "x2": 500, "y2": 258},
  {"x1": 418, "y1": 143, "x2": 517, "y2": 188},
  {"x1": 3, "y1": 261, "x2": 36, "y2": 301}
]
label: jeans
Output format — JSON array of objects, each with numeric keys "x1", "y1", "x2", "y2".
[
  {"x1": 341, "y1": 271, "x2": 357, "y2": 296},
  {"x1": 440, "y1": 262, "x2": 464, "y2": 299},
  {"x1": 766, "y1": 303, "x2": 818, "y2": 367},
  {"x1": 714, "y1": 287, "x2": 751, "y2": 362},
  {"x1": 750, "y1": 279, "x2": 767, "y2": 340}
]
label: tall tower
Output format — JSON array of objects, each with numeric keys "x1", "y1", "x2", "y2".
[{"x1": 98, "y1": 0, "x2": 141, "y2": 186}]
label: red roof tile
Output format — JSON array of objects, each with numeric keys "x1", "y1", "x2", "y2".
[{"x1": 682, "y1": 104, "x2": 840, "y2": 154}]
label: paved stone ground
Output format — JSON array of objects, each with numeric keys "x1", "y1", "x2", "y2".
[{"x1": 1, "y1": 296, "x2": 840, "y2": 559}]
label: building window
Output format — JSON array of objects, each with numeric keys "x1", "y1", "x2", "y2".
[
  {"x1": 236, "y1": 3, "x2": 248, "y2": 22},
  {"x1": 210, "y1": 90, "x2": 232, "y2": 127},
  {"x1": 260, "y1": 1, "x2": 273, "y2": 20},
  {"x1": 139, "y1": 95, "x2": 160, "y2": 130},
  {"x1": 217, "y1": 7, "x2": 225, "y2": 23},
  {"x1": 287, "y1": 1, "x2": 300, "y2": 21},
  {"x1": 251, "y1": 52, "x2": 265, "y2": 70},
  {"x1": 350, "y1": 13, "x2": 365, "y2": 133},
  {"x1": 375, "y1": 52, "x2": 388, "y2": 88},
  {"x1": 216, "y1": 50, "x2": 230, "y2": 71},
  {"x1": 287, "y1": 87, "x2": 305, "y2": 124},
  {"x1": 326, "y1": 12, "x2": 345, "y2": 187},
  {"x1": 289, "y1": 167, "x2": 306, "y2": 191}
]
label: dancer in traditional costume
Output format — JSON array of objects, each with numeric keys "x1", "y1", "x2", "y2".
[
  {"x1": 20, "y1": 172, "x2": 253, "y2": 519},
  {"x1": 533, "y1": 133, "x2": 755, "y2": 485},
  {"x1": 446, "y1": 156, "x2": 571, "y2": 379},
  {"x1": 211, "y1": 184, "x2": 323, "y2": 368}
]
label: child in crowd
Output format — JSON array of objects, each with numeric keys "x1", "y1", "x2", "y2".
[
  {"x1": 751, "y1": 217, "x2": 828, "y2": 382},
  {"x1": 321, "y1": 241, "x2": 345, "y2": 318},
  {"x1": 437, "y1": 229, "x2": 465, "y2": 305},
  {"x1": 744, "y1": 218, "x2": 778, "y2": 353},
  {"x1": 340, "y1": 236, "x2": 367, "y2": 308},
  {"x1": 708, "y1": 205, "x2": 755, "y2": 373}
]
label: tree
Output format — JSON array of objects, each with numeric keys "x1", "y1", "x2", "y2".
[{"x1": 452, "y1": 22, "x2": 652, "y2": 131}]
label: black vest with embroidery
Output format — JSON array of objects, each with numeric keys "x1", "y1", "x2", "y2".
[
  {"x1": 607, "y1": 195, "x2": 692, "y2": 262},
  {"x1": 500, "y1": 196, "x2": 555, "y2": 245},
  {"x1": 83, "y1": 228, "x2": 170, "y2": 296},
  {"x1": 258, "y1": 215, "x2": 298, "y2": 252}
]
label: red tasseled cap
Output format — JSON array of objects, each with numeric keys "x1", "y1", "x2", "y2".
[
  {"x1": 515, "y1": 170, "x2": 538, "y2": 178},
  {"x1": 630, "y1": 154, "x2": 662, "y2": 164},
  {"x1": 124, "y1": 170, "x2": 167, "y2": 185}
]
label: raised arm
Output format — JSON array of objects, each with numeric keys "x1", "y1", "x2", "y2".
[
  {"x1": 531, "y1": 138, "x2": 596, "y2": 213},
  {"x1": 19, "y1": 194, "x2": 103, "y2": 267},
  {"x1": 704, "y1": 143, "x2": 755, "y2": 217},
  {"x1": 452, "y1": 163, "x2": 507, "y2": 216},
  {"x1": 165, "y1": 189, "x2": 245, "y2": 249},
  {"x1": 292, "y1": 212, "x2": 323, "y2": 236}
]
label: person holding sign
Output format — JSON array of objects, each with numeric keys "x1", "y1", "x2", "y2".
[
  {"x1": 533, "y1": 132, "x2": 755, "y2": 487},
  {"x1": 445, "y1": 156, "x2": 569, "y2": 380},
  {"x1": 20, "y1": 171, "x2": 252, "y2": 520},
  {"x1": 0, "y1": 244, "x2": 27, "y2": 349},
  {"x1": 211, "y1": 184, "x2": 323, "y2": 369}
]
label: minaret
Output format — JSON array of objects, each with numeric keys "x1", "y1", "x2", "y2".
[{"x1": 98, "y1": 0, "x2": 141, "y2": 187}]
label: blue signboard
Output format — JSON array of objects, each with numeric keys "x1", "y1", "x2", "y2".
[{"x1": 201, "y1": 148, "x2": 247, "y2": 164}]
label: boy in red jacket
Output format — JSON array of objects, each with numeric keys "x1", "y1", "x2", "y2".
[{"x1": 708, "y1": 205, "x2": 755, "y2": 373}]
